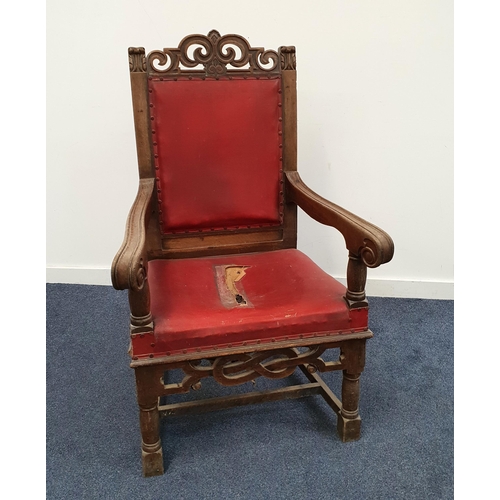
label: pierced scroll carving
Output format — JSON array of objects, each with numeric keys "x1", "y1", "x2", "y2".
[
  {"x1": 161, "y1": 346, "x2": 343, "y2": 395},
  {"x1": 147, "y1": 30, "x2": 280, "y2": 76},
  {"x1": 129, "y1": 47, "x2": 146, "y2": 73},
  {"x1": 279, "y1": 46, "x2": 296, "y2": 70}
]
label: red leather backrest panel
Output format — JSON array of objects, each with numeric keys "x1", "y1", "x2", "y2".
[{"x1": 149, "y1": 77, "x2": 283, "y2": 233}]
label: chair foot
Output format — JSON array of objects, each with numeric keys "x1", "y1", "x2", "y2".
[
  {"x1": 337, "y1": 413, "x2": 361, "y2": 442},
  {"x1": 141, "y1": 440, "x2": 164, "y2": 477},
  {"x1": 337, "y1": 365, "x2": 363, "y2": 442}
]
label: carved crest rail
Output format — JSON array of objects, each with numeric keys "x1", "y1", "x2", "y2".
[{"x1": 129, "y1": 30, "x2": 296, "y2": 77}]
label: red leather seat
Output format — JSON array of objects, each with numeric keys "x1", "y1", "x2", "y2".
[{"x1": 135, "y1": 249, "x2": 368, "y2": 359}]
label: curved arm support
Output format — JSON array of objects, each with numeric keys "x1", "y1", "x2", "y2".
[
  {"x1": 285, "y1": 172, "x2": 394, "y2": 267},
  {"x1": 285, "y1": 171, "x2": 394, "y2": 306},
  {"x1": 111, "y1": 178, "x2": 155, "y2": 292}
]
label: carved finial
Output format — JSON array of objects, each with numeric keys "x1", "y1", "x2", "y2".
[
  {"x1": 207, "y1": 30, "x2": 221, "y2": 43},
  {"x1": 129, "y1": 47, "x2": 146, "y2": 73},
  {"x1": 279, "y1": 46, "x2": 296, "y2": 70}
]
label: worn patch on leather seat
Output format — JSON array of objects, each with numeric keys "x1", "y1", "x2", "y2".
[{"x1": 214, "y1": 265, "x2": 252, "y2": 309}]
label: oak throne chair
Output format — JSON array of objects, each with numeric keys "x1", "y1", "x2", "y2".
[{"x1": 112, "y1": 30, "x2": 394, "y2": 477}]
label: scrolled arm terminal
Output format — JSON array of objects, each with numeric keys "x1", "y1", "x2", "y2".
[
  {"x1": 285, "y1": 171, "x2": 394, "y2": 306},
  {"x1": 111, "y1": 178, "x2": 155, "y2": 291},
  {"x1": 285, "y1": 171, "x2": 393, "y2": 266}
]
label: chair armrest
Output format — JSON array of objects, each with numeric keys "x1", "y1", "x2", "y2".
[
  {"x1": 285, "y1": 171, "x2": 394, "y2": 268},
  {"x1": 111, "y1": 178, "x2": 155, "y2": 291}
]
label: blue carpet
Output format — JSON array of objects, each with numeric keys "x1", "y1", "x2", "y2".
[{"x1": 46, "y1": 284, "x2": 453, "y2": 499}]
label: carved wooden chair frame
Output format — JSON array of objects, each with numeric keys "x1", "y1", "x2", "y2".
[{"x1": 112, "y1": 30, "x2": 394, "y2": 476}]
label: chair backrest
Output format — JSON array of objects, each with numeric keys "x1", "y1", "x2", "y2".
[{"x1": 128, "y1": 31, "x2": 298, "y2": 259}]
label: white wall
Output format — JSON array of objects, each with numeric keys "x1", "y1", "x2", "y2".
[{"x1": 46, "y1": 0, "x2": 453, "y2": 299}]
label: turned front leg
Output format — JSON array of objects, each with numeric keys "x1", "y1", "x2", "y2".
[
  {"x1": 139, "y1": 402, "x2": 163, "y2": 476},
  {"x1": 135, "y1": 366, "x2": 164, "y2": 476},
  {"x1": 337, "y1": 371, "x2": 362, "y2": 441},
  {"x1": 337, "y1": 339, "x2": 366, "y2": 441}
]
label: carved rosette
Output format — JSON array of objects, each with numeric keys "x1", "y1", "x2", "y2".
[
  {"x1": 147, "y1": 30, "x2": 280, "y2": 76},
  {"x1": 129, "y1": 47, "x2": 147, "y2": 73}
]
